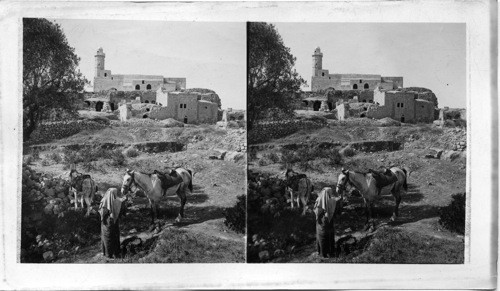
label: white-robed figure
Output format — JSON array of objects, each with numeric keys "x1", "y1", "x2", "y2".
[
  {"x1": 99, "y1": 188, "x2": 127, "y2": 259},
  {"x1": 313, "y1": 187, "x2": 339, "y2": 258}
]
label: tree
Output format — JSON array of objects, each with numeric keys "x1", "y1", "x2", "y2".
[
  {"x1": 247, "y1": 22, "x2": 306, "y2": 130},
  {"x1": 23, "y1": 18, "x2": 87, "y2": 140}
]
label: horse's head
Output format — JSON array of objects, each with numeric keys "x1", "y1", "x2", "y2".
[
  {"x1": 121, "y1": 169, "x2": 135, "y2": 195},
  {"x1": 68, "y1": 169, "x2": 82, "y2": 188},
  {"x1": 336, "y1": 168, "x2": 350, "y2": 195},
  {"x1": 284, "y1": 168, "x2": 295, "y2": 179}
]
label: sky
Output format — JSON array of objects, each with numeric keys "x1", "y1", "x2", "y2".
[
  {"x1": 53, "y1": 19, "x2": 246, "y2": 110},
  {"x1": 273, "y1": 23, "x2": 466, "y2": 108}
]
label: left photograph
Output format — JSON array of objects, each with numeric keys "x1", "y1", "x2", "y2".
[{"x1": 20, "y1": 18, "x2": 247, "y2": 263}]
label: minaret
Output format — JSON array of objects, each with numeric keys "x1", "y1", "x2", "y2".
[
  {"x1": 312, "y1": 47, "x2": 323, "y2": 77},
  {"x1": 94, "y1": 47, "x2": 105, "y2": 77}
]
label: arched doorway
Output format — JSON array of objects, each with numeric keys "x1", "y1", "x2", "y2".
[
  {"x1": 143, "y1": 114, "x2": 148, "y2": 118},
  {"x1": 364, "y1": 83, "x2": 369, "y2": 89},
  {"x1": 146, "y1": 84, "x2": 152, "y2": 90},
  {"x1": 95, "y1": 101, "x2": 103, "y2": 112},
  {"x1": 401, "y1": 115, "x2": 405, "y2": 122},
  {"x1": 110, "y1": 103, "x2": 115, "y2": 111},
  {"x1": 313, "y1": 101, "x2": 321, "y2": 111},
  {"x1": 183, "y1": 116, "x2": 188, "y2": 124},
  {"x1": 135, "y1": 85, "x2": 140, "y2": 90},
  {"x1": 145, "y1": 100, "x2": 149, "y2": 104},
  {"x1": 328, "y1": 102, "x2": 334, "y2": 111},
  {"x1": 353, "y1": 84, "x2": 358, "y2": 89}
]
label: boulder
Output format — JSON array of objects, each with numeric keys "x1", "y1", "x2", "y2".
[
  {"x1": 224, "y1": 151, "x2": 245, "y2": 162},
  {"x1": 43, "y1": 251, "x2": 54, "y2": 262},
  {"x1": 57, "y1": 250, "x2": 69, "y2": 258},
  {"x1": 378, "y1": 117, "x2": 401, "y2": 127},
  {"x1": 45, "y1": 188, "x2": 55, "y2": 197},
  {"x1": 442, "y1": 150, "x2": 461, "y2": 162},
  {"x1": 258, "y1": 250, "x2": 270, "y2": 261},
  {"x1": 160, "y1": 118, "x2": 184, "y2": 128},
  {"x1": 43, "y1": 204, "x2": 54, "y2": 215}
]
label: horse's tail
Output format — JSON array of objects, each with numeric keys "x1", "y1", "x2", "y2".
[
  {"x1": 402, "y1": 168, "x2": 409, "y2": 191},
  {"x1": 187, "y1": 169, "x2": 194, "y2": 192}
]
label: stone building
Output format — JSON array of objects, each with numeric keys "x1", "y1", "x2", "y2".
[
  {"x1": 311, "y1": 47, "x2": 403, "y2": 92},
  {"x1": 93, "y1": 47, "x2": 186, "y2": 92},
  {"x1": 146, "y1": 91, "x2": 218, "y2": 124},
  {"x1": 366, "y1": 89, "x2": 435, "y2": 123}
]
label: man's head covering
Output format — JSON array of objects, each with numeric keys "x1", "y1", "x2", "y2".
[
  {"x1": 99, "y1": 188, "x2": 122, "y2": 223},
  {"x1": 314, "y1": 187, "x2": 337, "y2": 223}
]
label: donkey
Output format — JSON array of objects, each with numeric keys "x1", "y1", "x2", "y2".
[
  {"x1": 336, "y1": 167, "x2": 408, "y2": 225},
  {"x1": 284, "y1": 168, "x2": 313, "y2": 215},
  {"x1": 69, "y1": 168, "x2": 97, "y2": 216},
  {"x1": 121, "y1": 168, "x2": 193, "y2": 224}
]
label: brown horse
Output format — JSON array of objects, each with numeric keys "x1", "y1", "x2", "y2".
[
  {"x1": 121, "y1": 168, "x2": 193, "y2": 224},
  {"x1": 336, "y1": 167, "x2": 408, "y2": 224}
]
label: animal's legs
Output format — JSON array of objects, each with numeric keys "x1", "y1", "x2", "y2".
[
  {"x1": 73, "y1": 190, "x2": 78, "y2": 209},
  {"x1": 300, "y1": 196, "x2": 308, "y2": 216},
  {"x1": 149, "y1": 199, "x2": 156, "y2": 224},
  {"x1": 175, "y1": 190, "x2": 187, "y2": 223},
  {"x1": 391, "y1": 191, "x2": 402, "y2": 221},
  {"x1": 84, "y1": 196, "x2": 92, "y2": 216}
]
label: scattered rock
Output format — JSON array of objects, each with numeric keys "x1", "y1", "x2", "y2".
[
  {"x1": 442, "y1": 150, "x2": 461, "y2": 161},
  {"x1": 274, "y1": 249, "x2": 285, "y2": 257},
  {"x1": 43, "y1": 251, "x2": 54, "y2": 262},
  {"x1": 58, "y1": 250, "x2": 69, "y2": 258},
  {"x1": 258, "y1": 250, "x2": 270, "y2": 261}
]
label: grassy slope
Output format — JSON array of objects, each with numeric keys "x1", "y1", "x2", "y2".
[
  {"x1": 27, "y1": 122, "x2": 246, "y2": 263},
  {"x1": 248, "y1": 122, "x2": 466, "y2": 263}
]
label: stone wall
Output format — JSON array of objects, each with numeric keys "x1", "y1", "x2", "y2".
[
  {"x1": 197, "y1": 101, "x2": 218, "y2": 124},
  {"x1": 381, "y1": 76, "x2": 403, "y2": 88},
  {"x1": 248, "y1": 119, "x2": 326, "y2": 144},
  {"x1": 414, "y1": 99, "x2": 435, "y2": 123},
  {"x1": 29, "y1": 120, "x2": 109, "y2": 144},
  {"x1": 148, "y1": 107, "x2": 171, "y2": 120}
]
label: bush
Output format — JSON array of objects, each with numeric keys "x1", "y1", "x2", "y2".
[
  {"x1": 280, "y1": 146, "x2": 342, "y2": 171},
  {"x1": 31, "y1": 148, "x2": 40, "y2": 160},
  {"x1": 41, "y1": 159, "x2": 50, "y2": 166},
  {"x1": 23, "y1": 155, "x2": 35, "y2": 165},
  {"x1": 341, "y1": 146, "x2": 356, "y2": 157},
  {"x1": 280, "y1": 148, "x2": 301, "y2": 168},
  {"x1": 264, "y1": 152, "x2": 280, "y2": 164},
  {"x1": 48, "y1": 152, "x2": 62, "y2": 164},
  {"x1": 124, "y1": 147, "x2": 140, "y2": 158},
  {"x1": 438, "y1": 193, "x2": 465, "y2": 234},
  {"x1": 62, "y1": 147, "x2": 125, "y2": 167},
  {"x1": 108, "y1": 149, "x2": 125, "y2": 166},
  {"x1": 258, "y1": 158, "x2": 268, "y2": 167},
  {"x1": 326, "y1": 148, "x2": 342, "y2": 166},
  {"x1": 223, "y1": 195, "x2": 246, "y2": 234}
]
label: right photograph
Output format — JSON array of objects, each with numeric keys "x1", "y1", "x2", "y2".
[{"x1": 247, "y1": 22, "x2": 467, "y2": 263}]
